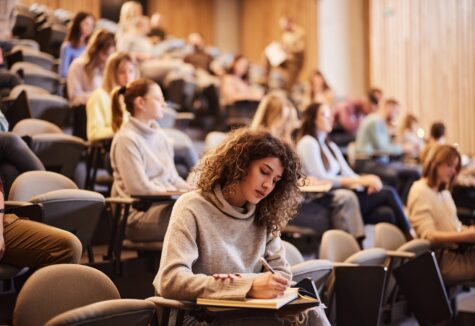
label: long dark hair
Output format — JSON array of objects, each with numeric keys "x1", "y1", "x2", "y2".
[
  {"x1": 66, "y1": 12, "x2": 94, "y2": 48},
  {"x1": 228, "y1": 55, "x2": 249, "y2": 81},
  {"x1": 297, "y1": 102, "x2": 338, "y2": 171}
]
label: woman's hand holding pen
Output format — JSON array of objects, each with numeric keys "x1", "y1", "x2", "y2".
[{"x1": 248, "y1": 272, "x2": 289, "y2": 299}]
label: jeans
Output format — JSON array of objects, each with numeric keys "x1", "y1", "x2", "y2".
[{"x1": 356, "y1": 185, "x2": 411, "y2": 232}]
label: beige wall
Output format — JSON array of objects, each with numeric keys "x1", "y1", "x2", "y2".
[
  {"x1": 148, "y1": 0, "x2": 214, "y2": 44},
  {"x1": 318, "y1": 0, "x2": 369, "y2": 98},
  {"x1": 370, "y1": 0, "x2": 475, "y2": 154},
  {"x1": 213, "y1": 0, "x2": 240, "y2": 54}
]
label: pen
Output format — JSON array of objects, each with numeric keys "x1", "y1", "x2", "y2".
[{"x1": 259, "y1": 257, "x2": 276, "y2": 274}]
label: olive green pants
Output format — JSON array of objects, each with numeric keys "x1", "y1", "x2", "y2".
[{"x1": 2, "y1": 214, "x2": 82, "y2": 269}]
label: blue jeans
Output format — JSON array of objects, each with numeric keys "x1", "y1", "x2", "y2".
[{"x1": 355, "y1": 185, "x2": 410, "y2": 232}]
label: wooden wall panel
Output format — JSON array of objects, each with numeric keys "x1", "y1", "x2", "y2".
[
  {"x1": 21, "y1": 0, "x2": 100, "y2": 19},
  {"x1": 370, "y1": 0, "x2": 475, "y2": 154},
  {"x1": 148, "y1": 0, "x2": 214, "y2": 45},
  {"x1": 240, "y1": 0, "x2": 318, "y2": 82}
]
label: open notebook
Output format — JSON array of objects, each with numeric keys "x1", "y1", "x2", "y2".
[{"x1": 197, "y1": 288, "x2": 299, "y2": 310}]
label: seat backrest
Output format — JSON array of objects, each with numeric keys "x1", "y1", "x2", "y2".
[
  {"x1": 282, "y1": 240, "x2": 304, "y2": 266},
  {"x1": 397, "y1": 239, "x2": 431, "y2": 257},
  {"x1": 374, "y1": 222, "x2": 406, "y2": 250},
  {"x1": 291, "y1": 259, "x2": 333, "y2": 291},
  {"x1": 30, "y1": 134, "x2": 86, "y2": 179},
  {"x1": 27, "y1": 94, "x2": 70, "y2": 127},
  {"x1": 319, "y1": 230, "x2": 360, "y2": 262},
  {"x1": 345, "y1": 248, "x2": 387, "y2": 266},
  {"x1": 13, "y1": 264, "x2": 120, "y2": 326},
  {"x1": 29, "y1": 189, "x2": 105, "y2": 249},
  {"x1": 204, "y1": 131, "x2": 227, "y2": 153},
  {"x1": 9, "y1": 171, "x2": 77, "y2": 201},
  {"x1": 10, "y1": 84, "x2": 50, "y2": 98},
  {"x1": 12, "y1": 118, "x2": 63, "y2": 136},
  {"x1": 44, "y1": 299, "x2": 156, "y2": 326}
]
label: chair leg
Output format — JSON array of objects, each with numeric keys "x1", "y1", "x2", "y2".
[
  {"x1": 160, "y1": 307, "x2": 171, "y2": 326},
  {"x1": 86, "y1": 245, "x2": 94, "y2": 263}
]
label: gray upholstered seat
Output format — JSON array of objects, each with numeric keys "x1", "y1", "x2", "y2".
[
  {"x1": 12, "y1": 119, "x2": 86, "y2": 179},
  {"x1": 10, "y1": 62, "x2": 61, "y2": 94},
  {"x1": 10, "y1": 86, "x2": 71, "y2": 127},
  {"x1": 9, "y1": 45, "x2": 55, "y2": 70},
  {"x1": 43, "y1": 299, "x2": 156, "y2": 326},
  {"x1": 8, "y1": 171, "x2": 104, "y2": 257},
  {"x1": 374, "y1": 222, "x2": 431, "y2": 256},
  {"x1": 282, "y1": 240, "x2": 333, "y2": 290},
  {"x1": 320, "y1": 229, "x2": 387, "y2": 265},
  {"x1": 13, "y1": 264, "x2": 127, "y2": 326}
]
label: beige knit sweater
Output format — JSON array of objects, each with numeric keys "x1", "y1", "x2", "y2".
[{"x1": 154, "y1": 185, "x2": 291, "y2": 301}]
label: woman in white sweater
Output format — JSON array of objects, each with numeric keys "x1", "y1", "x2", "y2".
[
  {"x1": 296, "y1": 103, "x2": 412, "y2": 237},
  {"x1": 156, "y1": 129, "x2": 329, "y2": 325},
  {"x1": 110, "y1": 78, "x2": 191, "y2": 241},
  {"x1": 408, "y1": 144, "x2": 475, "y2": 282}
]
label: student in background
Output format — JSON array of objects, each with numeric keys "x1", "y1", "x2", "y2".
[
  {"x1": 156, "y1": 129, "x2": 330, "y2": 325},
  {"x1": 297, "y1": 103, "x2": 412, "y2": 237},
  {"x1": 59, "y1": 12, "x2": 95, "y2": 78},
  {"x1": 250, "y1": 92, "x2": 365, "y2": 241},
  {"x1": 110, "y1": 78, "x2": 191, "y2": 242},
  {"x1": 116, "y1": 1, "x2": 143, "y2": 42},
  {"x1": 429, "y1": 121, "x2": 447, "y2": 145},
  {"x1": 220, "y1": 55, "x2": 263, "y2": 107},
  {"x1": 0, "y1": 133, "x2": 44, "y2": 197},
  {"x1": 301, "y1": 70, "x2": 334, "y2": 109},
  {"x1": 355, "y1": 98, "x2": 421, "y2": 203},
  {"x1": 396, "y1": 114, "x2": 424, "y2": 158},
  {"x1": 86, "y1": 52, "x2": 138, "y2": 141},
  {"x1": 67, "y1": 29, "x2": 115, "y2": 106},
  {"x1": 408, "y1": 145, "x2": 475, "y2": 282}
]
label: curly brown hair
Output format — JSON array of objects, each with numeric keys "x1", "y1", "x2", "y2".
[{"x1": 194, "y1": 128, "x2": 304, "y2": 235}]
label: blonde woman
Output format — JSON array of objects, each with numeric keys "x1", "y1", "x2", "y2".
[
  {"x1": 86, "y1": 52, "x2": 138, "y2": 141},
  {"x1": 250, "y1": 91, "x2": 299, "y2": 145}
]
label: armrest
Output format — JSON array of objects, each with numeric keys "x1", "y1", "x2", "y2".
[
  {"x1": 4, "y1": 201, "x2": 44, "y2": 222},
  {"x1": 105, "y1": 197, "x2": 135, "y2": 205},
  {"x1": 146, "y1": 296, "x2": 195, "y2": 311},
  {"x1": 131, "y1": 192, "x2": 184, "y2": 201},
  {"x1": 386, "y1": 250, "x2": 415, "y2": 259},
  {"x1": 332, "y1": 262, "x2": 358, "y2": 267}
]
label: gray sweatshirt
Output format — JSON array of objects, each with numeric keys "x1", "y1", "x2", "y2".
[
  {"x1": 110, "y1": 117, "x2": 189, "y2": 198},
  {"x1": 154, "y1": 185, "x2": 291, "y2": 301}
]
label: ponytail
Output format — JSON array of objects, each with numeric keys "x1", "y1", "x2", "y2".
[
  {"x1": 110, "y1": 78, "x2": 156, "y2": 132},
  {"x1": 111, "y1": 86, "x2": 125, "y2": 132}
]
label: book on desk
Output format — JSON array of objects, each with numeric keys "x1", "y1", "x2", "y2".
[{"x1": 197, "y1": 288, "x2": 299, "y2": 310}]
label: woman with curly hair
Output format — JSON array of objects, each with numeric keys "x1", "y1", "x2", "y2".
[{"x1": 155, "y1": 129, "x2": 329, "y2": 325}]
